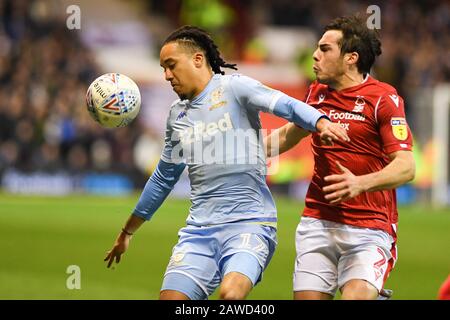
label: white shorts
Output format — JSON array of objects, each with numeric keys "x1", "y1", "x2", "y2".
[{"x1": 293, "y1": 216, "x2": 396, "y2": 296}]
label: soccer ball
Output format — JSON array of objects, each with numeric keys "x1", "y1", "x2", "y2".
[{"x1": 86, "y1": 73, "x2": 141, "y2": 128}]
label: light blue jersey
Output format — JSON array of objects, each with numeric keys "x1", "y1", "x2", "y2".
[{"x1": 133, "y1": 73, "x2": 326, "y2": 227}]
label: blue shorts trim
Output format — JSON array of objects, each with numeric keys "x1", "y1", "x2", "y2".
[
  {"x1": 221, "y1": 251, "x2": 262, "y2": 286},
  {"x1": 162, "y1": 271, "x2": 208, "y2": 300}
]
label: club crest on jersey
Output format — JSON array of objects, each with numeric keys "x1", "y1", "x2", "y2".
[
  {"x1": 209, "y1": 101, "x2": 227, "y2": 111},
  {"x1": 352, "y1": 96, "x2": 365, "y2": 113},
  {"x1": 391, "y1": 117, "x2": 408, "y2": 140},
  {"x1": 209, "y1": 87, "x2": 227, "y2": 110},
  {"x1": 210, "y1": 87, "x2": 224, "y2": 103}
]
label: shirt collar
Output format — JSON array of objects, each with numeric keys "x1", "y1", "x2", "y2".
[{"x1": 189, "y1": 74, "x2": 220, "y2": 105}]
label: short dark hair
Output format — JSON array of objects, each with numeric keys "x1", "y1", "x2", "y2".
[
  {"x1": 324, "y1": 15, "x2": 382, "y2": 74},
  {"x1": 163, "y1": 25, "x2": 237, "y2": 75}
]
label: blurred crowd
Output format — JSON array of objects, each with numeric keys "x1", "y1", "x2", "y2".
[
  {"x1": 264, "y1": 0, "x2": 450, "y2": 110},
  {"x1": 154, "y1": 0, "x2": 449, "y2": 111},
  {"x1": 0, "y1": 0, "x2": 448, "y2": 189},
  {"x1": 0, "y1": 0, "x2": 145, "y2": 185}
]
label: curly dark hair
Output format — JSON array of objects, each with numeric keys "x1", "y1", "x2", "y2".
[
  {"x1": 163, "y1": 25, "x2": 238, "y2": 75},
  {"x1": 325, "y1": 15, "x2": 382, "y2": 74}
]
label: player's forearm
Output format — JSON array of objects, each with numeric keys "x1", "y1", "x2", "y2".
[
  {"x1": 122, "y1": 214, "x2": 146, "y2": 235},
  {"x1": 265, "y1": 123, "x2": 309, "y2": 157},
  {"x1": 358, "y1": 152, "x2": 415, "y2": 192},
  {"x1": 264, "y1": 126, "x2": 286, "y2": 158},
  {"x1": 272, "y1": 94, "x2": 328, "y2": 132}
]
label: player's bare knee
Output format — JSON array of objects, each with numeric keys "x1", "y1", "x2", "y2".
[
  {"x1": 341, "y1": 280, "x2": 378, "y2": 300},
  {"x1": 219, "y1": 281, "x2": 249, "y2": 300},
  {"x1": 160, "y1": 290, "x2": 190, "y2": 300},
  {"x1": 220, "y1": 272, "x2": 252, "y2": 300},
  {"x1": 294, "y1": 290, "x2": 333, "y2": 300},
  {"x1": 219, "y1": 286, "x2": 247, "y2": 300}
]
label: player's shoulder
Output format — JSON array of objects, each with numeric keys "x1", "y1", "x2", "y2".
[
  {"x1": 170, "y1": 99, "x2": 182, "y2": 108},
  {"x1": 229, "y1": 73, "x2": 246, "y2": 80},
  {"x1": 167, "y1": 99, "x2": 188, "y2": 121},
  {"x1": 364, "y1": 76, "x2": 405, "y2": 109},
  {"x1": 364, "y1": 76, "x2": 400, "y2": 96},
  {"x1": 227, "y1": 73, "x2": 264, "y2": 97},
  {"x1": 170, "y1": 98, "x2": 190, "y2": 110},
  {"x1": 228, "y1": 73, "x2": 260, "y2": 85}
]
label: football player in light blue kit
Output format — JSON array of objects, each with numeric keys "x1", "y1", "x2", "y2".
[{"x1": 104, "y1": 26, "x2": 349, "y2": 300}]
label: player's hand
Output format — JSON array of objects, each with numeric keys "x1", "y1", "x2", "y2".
[
  {"x1": 323, "y1": 161, "x2": 364, "y2": 204},
  {"x1": 315, "y1": 118, "x2": 350, "y2": 146},
  {"x1": 104, "y1": 232, "x2": 131, "y2": 268}
]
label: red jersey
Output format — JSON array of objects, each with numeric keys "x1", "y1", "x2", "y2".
[
  {"x1": 438, "y1": 275, "x2": 450, "y2": 300},
  {"x1": 302, "y1": 75, "x2": 413, "y2": 237}
]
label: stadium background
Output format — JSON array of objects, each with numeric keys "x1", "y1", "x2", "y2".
[{"x1": 0, "y1": 0, "x2": 449, "y2": 299}]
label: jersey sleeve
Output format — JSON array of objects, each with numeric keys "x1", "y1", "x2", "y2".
[
  {"x1": 229, "y1": 74, "x2": 283, "y2": 113},
  {"x1": 229, "y1": 74, "x2": 327, "y2": 132},
  {"x1": 133, "y1": 107, "x2": 186, "y2": 221},
  {"x1": 160, "y1": 106, "x2": 184, "y2": 164},
  {"x1": 376, "y1": 93, "x2": 413, "y2": 154},
  {"x1": 132, "y1": 159, "x2": 186, "y2": 221}
]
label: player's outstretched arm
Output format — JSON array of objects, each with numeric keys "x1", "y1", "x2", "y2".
[
  {"x1": 104, "y1": 214, "x2": 145, "y2": 268},
  {"x1": 265, "y1": 119, "x2": 349, "y2": 157},
  {"x1": 322, "y1": 150, "x2": 415, "y2": 204},
  {"x1": 266, "y1": 92, "x2": 350, "y2": 144},
  {"x1": 229, "y1": 75, "x2": 348, "y2": 154},
  {"x1": 265, "y1": 122, "x2": 308, "y2": 157}
]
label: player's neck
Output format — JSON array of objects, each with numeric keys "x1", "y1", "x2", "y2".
[
  {"x1": 190, "y1": 69, "x2": 214, "y2": 100},
  {"x1": 331, "y1": 71, "x2": 365, "y2": 91}
]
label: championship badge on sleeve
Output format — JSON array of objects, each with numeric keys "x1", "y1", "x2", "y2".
[{"x1": 391, "y1": 117, "x2": 408, "y2": 140}]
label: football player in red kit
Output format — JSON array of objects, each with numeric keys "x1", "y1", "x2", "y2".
[
  {"x1": 438, "y1": 275, "x2": 450, "y2": 300},
  {"x1": 265, "y1": 15, "x2": 415, "y2": 300}
]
